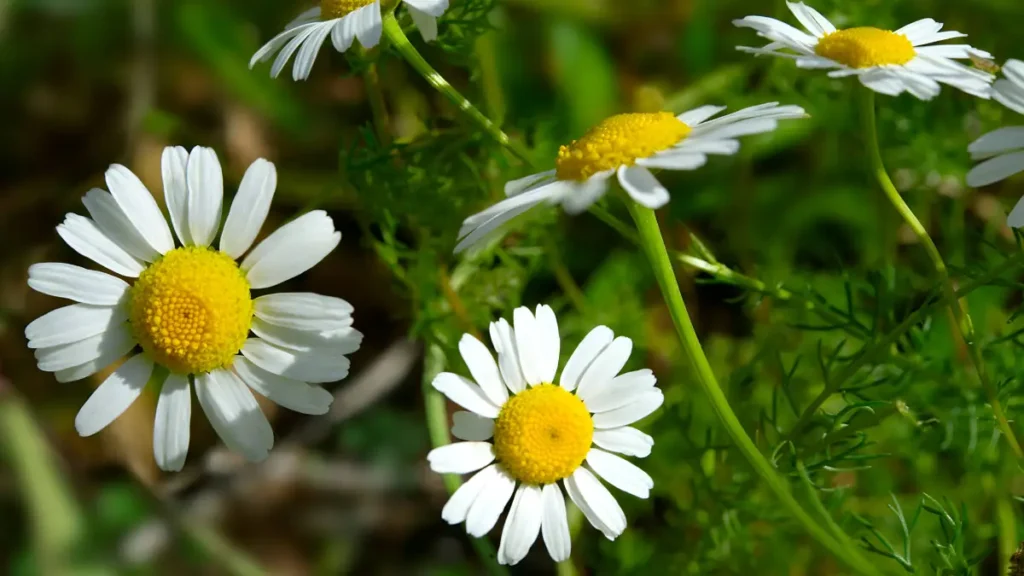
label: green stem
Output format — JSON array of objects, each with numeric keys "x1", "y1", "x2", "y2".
[
  {"x1": 363, "y1": 59, "x2": 393, "y2": 147},
  {"x1": 381, "y1": 14, "x2": 531, "y2": 165},
  {"x1": 997, "y1": 495, "x2": 1018, "y2": 574},
  {"x1": 624, "y1": 201, "x2": 881, "y2": 576},
  {"x1": 423, "y1": 343, "x2": 508, "y2": 575},
  {"x1": 858, "y1": 87, "x2": 1023, "y2": 460}
]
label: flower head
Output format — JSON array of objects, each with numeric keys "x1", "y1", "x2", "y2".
[
  {"x1": 250, "y1": 0, "x2": 450, "y2": 81},
  {"x1": 454, "y1": 103, "x2": 805, "y2": 253},
  {"x1": 734, "y1": 2, "x2": 994, "y2": 100},
  {"x1": 427, "y1": 305, "x2": 661, "y2": 565},
  {"x1": 967, "y1": 60, "x2": 1024, "y2": 220},
  {"x1": 26, "y1": 146, "x2": 362, "y2": 470}
]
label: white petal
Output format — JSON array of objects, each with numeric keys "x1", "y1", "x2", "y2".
[
  {"x1": 402, "y1": 0, "x2": 448, "y2": 17},
  {"x1": 286, "y1": 6, "x2": 322, "y2": 29},
  {"x1": 994, "y1": 78, "x2": 1024, "y2": 115},
  {"x1": 105, "y1": 164, "x2": 174, "y2": 254},
  {"x1": 533, "y1": 305, "x2": 560, "y2": 384},
  {"x1": 584, "y1": 369, "x2": 657, "y2": 413},
  {"x1": 513, "y1": 307, "x2": 545, "y2": 386},
  {"x1": 27, "y1": 263, "x2": 129, "y2": 305},
  {"x1": 966, "y1": 151, "x2": 1024, "y2": 188},
  {"x1": 459, "y1": 334, "x2": 508, "y2": 407},
  {"x1": 233, "y1": 356, "x2": 333, "y2": 415},
  {"x1": 676, "y1": 105, "x2": 726, "y2": 126},
  {"x1": 785, "y1": 1, "x2": 835, "y2": 37},
  {"x1": 968, "y1": 127, "x2": 1024, "y2": 159},
  {"x1": 249, "y1": 23, "x2": 308, "y2": 68},
  {"x1": 489, "y1": 318, "x2": 526, "y2": 394},
  {"x1": 292, "y1": 21, "x2": 334, "y2": 81},
  {"x1": 271, "y1": 23, "x2": 322, "y2": 78},
  {"x1": 498, "y1": 484, "x2": 543, "y2": 566},
  {"x1": 575, "y1": 336, "x2": 632, "y2": 401},
  {"x1": 53, "y1": 329, "x2": 137, "y2": 382},
  {"x1": 732, "y1": 15, "x2": 818, "y2": 51},
  {"x1": 253, "y1": 292, "x2": 354, "y2": 332},
  {"x1": 162, "y1": 146, "x2": 191, "y2": 245},
  {"x1": 465, "y1": 467, "x2": 516, "y2": 536},
  {"x1": 431, "y1": 372, "x2": 501, "y2": 418},
  {"x1": 185, "y1": 146, "x2": 224, "y2": 247},
  {"x1": 442, "y1": 464, "x2": 500, "y2": 525},
  {"x1": 454, "y1": 185, "x2": 560, "y2": 253},
  {"x1": 636, "y1": 152, "x2": 708, "y2": 170},
  {"x1": 427, "y1": 441, "x2": 495, "y2": 474},
  {"x1": 586, "y1": 448, "x2": 653, "y2": 499},
  {"x1": 250, "y1": 317, "x2": 362, "y2": 355},
  {"x1": 241, "y1": 211, "x2": 340, "y2": 289},
  {"x1": 406, "y1": 5, "x2": 437, "y2": 42},
  {"x1": 592, "y1": 427, "x2": 654, "y2": 458},
  {"x1": 565, "y1": 467, "x2": 626, "y2": 540},
  {"x1": 540, "y1": 483, "x2": 571, "y2": 562},
  {"x1": 617, "y1": 166, "x2": 670, "y2": 209},
  {"x1": 559, "y1": 326, "x2": 613, "y2": 392},
  {"x1": 559, "y1": 174, "x2": 611, "y2": 215},
  {"x1": 219, "y1": 159, "x2": 277, "y2": 258},
  {"x1": 353, "y1": 2, "x2": 383, "y2": 48},
  {"x1": 241, "y1": 338, "x2": 350, "y2": 384},
  {"x1": 75, "y1": 354, "x2": 152, "y2": 436},
  {"x1": 35, "y1": 324, "x2": 134, "y2": 373},
  {"x1": 1003, "y1": 59, "x2": 1024, "y2": 87},
  {"x1": 153, "y1": 373, "x2": 191, "y2": 472},
  {"x1": 1008, "y1": 196, "x2": 1024, "y2": 229},
  {"x1": 895, "y1": 18, "x2": 942, "y2": 44},
  {"x1": 195, "y1": 369, "x2": 273, "y2": 462},
  {"x1": 859, "y1": 68, "x2": 912, "y2": 98},
  {"x1": 331, "y1": 16, "x2": 357, "y2": 52},
  {"x1": 504, "y1": 170, "x2": 557, "y2": 197},
  {"x1": 25, "y1": 304, "x2": 126, "y2": 349},
  {"x1": 82, "y1": 188, "x2": 161, "y2": 262},
  {"x1": 915, "y1": 44, "x2": 985, "y2": 60},
  {"x1": 592, "y1": 390, "x2": 664, "y2": 429},
  {"x1": 673, "y1": 138, "x2": 741, "y2": 155},
  {"x1": 452, "y1": 411, "x2": 495, "y2": 441}
]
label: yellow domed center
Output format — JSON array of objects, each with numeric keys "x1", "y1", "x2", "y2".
[
  {"x1": 555, "y1": 112, "x2": 691, "y2": 181},
  {"x1": 129, "y1": 247, "x2": 253, "y2": 375},
  {"x1": 815, "y1": 27, "x2": 916, "y2": 69},
  {"x1": 492, "y1": 384, "x2": 593, "y2": 485},
  {"x1": 321, "y1": 0, "x2": 377, "y2": 19}
]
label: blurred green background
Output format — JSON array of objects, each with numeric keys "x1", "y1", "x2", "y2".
[{"x1": 4, "y1": 0, "x2": 1024, "y2": 574}]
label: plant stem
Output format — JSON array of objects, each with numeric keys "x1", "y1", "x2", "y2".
[
  {"x1": 997, "y1": 495, "x2": 1018, "y2": 574},
  {"x1": 362, "y1": 59, "x2": 393, "y2": 147},
  {"x1": 381, "y1": 14, "x2": 531, "y2": 165},
  {"x1": 423, "y1": 343, "x2": 508, "y2": 575},
  {"x1": 858, "y1": 87, "x2": 1023, "y2": 459},
  {"x1": 624, "y1": 201, "x2": 881, "y2": 576}
]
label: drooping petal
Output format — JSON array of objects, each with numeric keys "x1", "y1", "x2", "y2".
[
  {"x1": 586, "y1": 448, "x2": 654, "y2": 499},
  {"x1": 153, "y1": 373, "x2": 191, "y2": 472},
  {"x1": 564, "y1": 467, "x2": 626, "y2": 540},
  {"x1": 441, "y1": 464, "x2": 500, "y2": 525},
  {"x1": 540, "y1": 483, "x2": 571, "y2": 562},
  {"x1": 194, "y1": 369, "x2": 274, "y2": 462},
  {"x1": 292, "y1": 21, "x2": 335, "y2": 81},
  {"x1": 352, "y1": 2, "x2": 383, "y2": 48},
  {"x1": 617, "y1": 166, "x2": 670, "y2": 209},
  {"x1": 75, "y1": 354, "x2": 152, "y2": 437},
  {"x1": 465, "y1": 467, "x2": 516, "y2": 537},
  {"x1": 497, "y1": 484, "x2": 543, "y2": 565}
]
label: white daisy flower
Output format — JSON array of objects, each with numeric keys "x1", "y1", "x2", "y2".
[
  {"x1": 454, "y1": 104, "x2": 805, "y2": 253},
  {"x1": 967, "y1": 60, "x2": 1024, "y2": 201},
  {"x1": 427, "y1": 305, "x2": 661, "y2": 565},
  {"x1": 250, "y1": 0, "x2": 450, "y2": 81},
  {"x1": 734, "y1": 2, "x2": 994, "y2": 100},
  {"x1": 26, "y1": 146, "x2": 362, "y2": 471}
]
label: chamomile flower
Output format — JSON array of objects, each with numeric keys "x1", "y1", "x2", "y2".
[
  {"x1": 967, "y1": 60, "x2": 1024, "y2": 199},
  {"x1": 734, "y1": 2, "x2": 994, "y2": 100},
  {"x1": 427, "y1": 305, "x2": 661, "y2": 565},
  {"x1": 455, "y1": 104, "x2": 805, "y2": 252},
  {"x1": 25, "y1": 146, "x2": 362, "y2": 471},
  {"x1": 250, "y1": 0, "x2": 449, "y2": 81}
]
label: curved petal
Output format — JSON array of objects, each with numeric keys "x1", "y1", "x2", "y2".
[
  {"x1": 559, "y1": 326, "x2": 613, "y2": 392},
  {"x1": 583, "y1": 369, "x2": 657, "y2": 414},
  {"x1": 162, "y1": 145, "x2": 191, "y2": 245},
  {"x1": 233, "y1": 356, "x2": 333, "y2": 415},
  {"x1": 405, "y1": 5, "x2": 437, "y2": 42},
  {"x1": 35, "y1": 324, "x2": 134, "y2": 373},
  {"x1": 292, "y1": 21, "x2": 334, "y2": 80},
  {"x1": 540, "y1": 483, "x2": 571, "y2": 562},
  {"x1": 533, "y1": 305, "x2": 560, "y2": 384},
  {"x1": 575, "y1": 336, "x2": 632, "y2": 401},
  {"x1": 241, "y1": 211, "x2": 340, "y2": 289},
  {"x1": 459, "y1": 334, "x2": 508, "y2": 407},
  {"x1": 185, "y1": 146, "x2": 224, "y2": 247},
  {"x1": 513, "y1": 307, "x2": 547, "y2": 386},
  {"x1": 465, "y1": 466, "x2": 516, "y2": 537},
  {"x1": 27, "y1": 263, "x2": 129, "y2": 306},
  {"x1": 967, "y1": 127, "x2": 1024, "y2": 159},
  {"x1": 455, "y1": 184, "x2": 564, "y2": 254},
  {"x1": 426, "y1": 441, "x2": 495, "y2": 474},
  {"x1": 586, "y1": 448, "x2": 653, "y2": 499},
  {"x1": 53, "y1": 329, "x2": 137, "y2": 383},
  {"x1": 451, "y1": 411, "x2": 494, "y2": 441},
  {"x1": 489, "y1": 318, "x2": 526, "y2": 394},
  {"x1": 75, "y1": 354, "x2": 152, "y2": 437},
  {"x1": 253, "y1": 292, "x2": 354, "y2": 332},
  {"x1": 25, "y1": 303, "x2": 127, "y2": 349},
  {"x1": 966, "y1": 151, "x2": 1024, "y2": 188},
  {"x1": 352, "y1": 2, "x2": 383, "y2": 48},
  {"x1": 241, "y1": 338, "x2": 350, "y2": 384},
  {"x1": 592, "y1": 426, "x2": 654, "y2": 458},
  {"x1": 271, "y1": 23, "x2": 322, "y2": 78},
  {"x1": 402, "y1": 0, "x2": 449, "y2": 17},
  {"x1": 105, "y1": 164, "x2": 174, "y2": 254},
  {"x1": 442, "y1": 464, "x2": 500, "y2": 525},
  {"x1": 592, "y1": 390, "x2": 664, "y2": 429},
  {"x1": 250, "y1": 23, "x2": 310, "y2": 68},
  {"x1": 504, "y1": 170, "x2": 556, "y2": 197},
  {"x1": 57, "y1": 214, "x2": 145, "y2": 277},
  {"x1": 497, "y1": 484, "x2": 543, "y2": 566},
  {"x1": 431, "y1": 372, "x2": 501, "y2": 418},
  {"x1": 82, "y1": 188, "x2": 161, "y2": 262},
  {"x1": 785, "y1": 1, "x2": 835, "y2": 37},
  {"x1": 676, "y1": 104, "x2": 726, "y2": 126},
  {"x1": 617, "y1": 166, "x2": 670, "y2": 209},
  {"x1": 153, "y1": 373, "x2": 191, "y2": 472},
  {"x1": 250, "y1": 317, "x2": 362, "y2": 355},
  {"x1": 564, "y1": 467, "x2": 625, "y2": 540},
  {"x1": 220, "y1": 159, "x2": 277, "y2": 258},
  {"x1": 195, "y1": 369, "x2": 273, "y2": 462},
  {"x1": 1007, "y1": 195, "x2": 1024, "y2": 229}
]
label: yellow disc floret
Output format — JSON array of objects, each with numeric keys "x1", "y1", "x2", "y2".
[
  {"x1": 129, "y1": 247, "x2": 253, "y2": 375},
  {"x1": 321, "y1": 0, "x2": 377, "y2": 19},
  {"x1": 555, "y1": 112, "x2": 691, "y2": 181},
  {"x1": 815, "y1": 27, "x2": 916, "y2": 69},
  {"x1": 492, "y1": 384, "x2": 593, "y2": 485}
]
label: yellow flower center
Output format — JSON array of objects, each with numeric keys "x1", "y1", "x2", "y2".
[
  {"x1": 555, "y1": 112, "x2": 691, "y2": 181},
  {"x1": 814, "y1": 27, "x2": 916, "y2": 69},
  {"x1": 321, "y1": 0, "x2": 377, "y2": 19},
  {"x1": 129, "y1": 247, "x2": 253, "y2": 375},
  {"x1": 492, "y1": 384, "x2": 593, "y2": 485}
]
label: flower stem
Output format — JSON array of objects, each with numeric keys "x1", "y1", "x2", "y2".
[
  {"x1": 362, "y1": 59, "x2": 392, "y2": 147},
  {"x1": 624, "y1": 201, "x2": 882, "y2": 576},
  {"x1": 381, "y1": 14, "x2": 531, "y2": 165},
  {"x1": 858, "y1": 88, "x2": 1023, "y2": 460}
]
